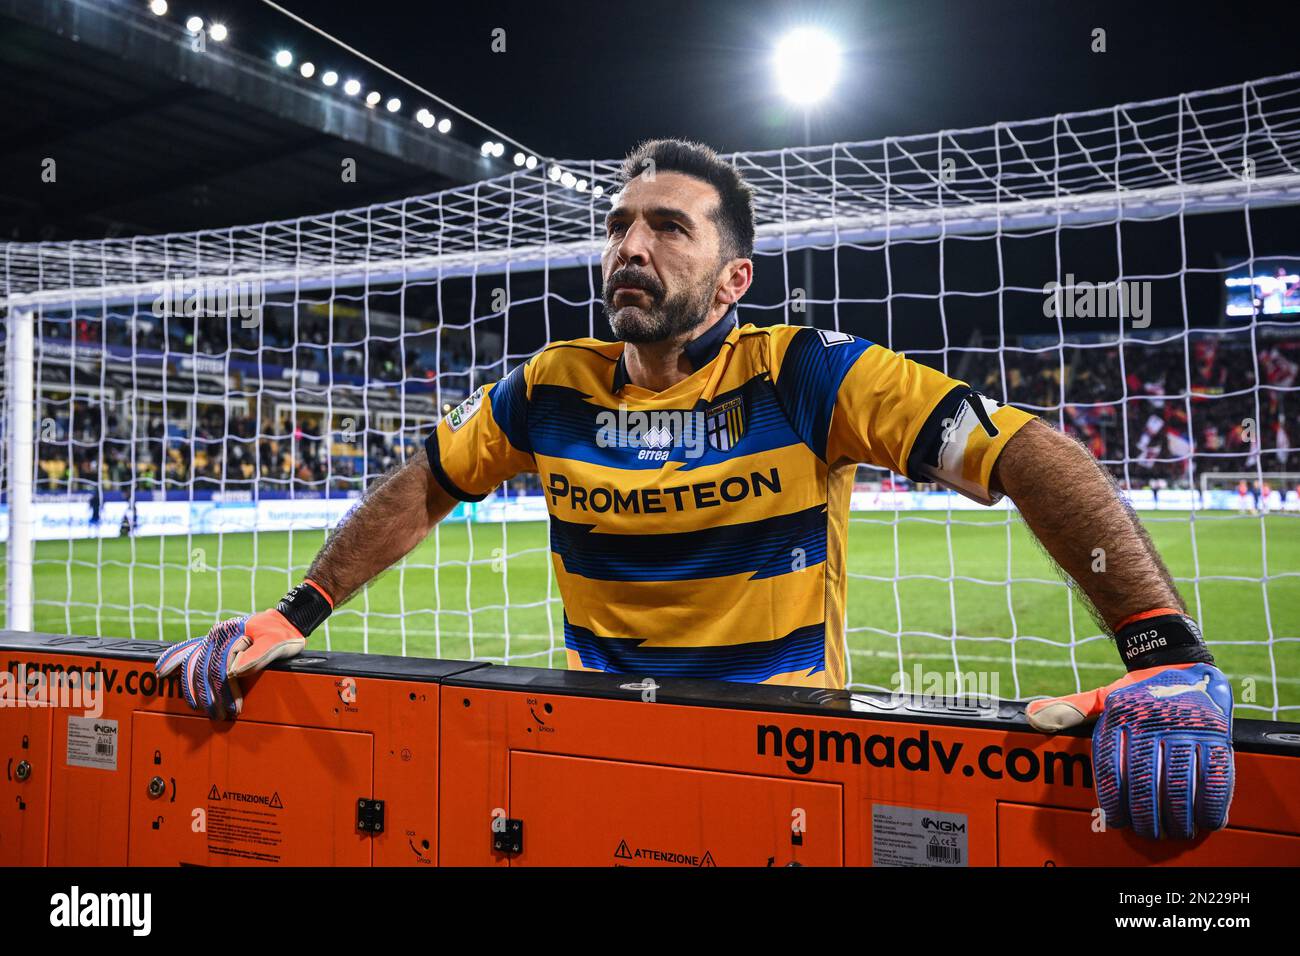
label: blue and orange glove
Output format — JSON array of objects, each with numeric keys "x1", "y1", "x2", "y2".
[
  {"x1": 1026, "y1": 609, "x2": 1234, "y2": 840},
  {"x1": 156, "y1": 580, "x2": 334, "y2": 721}
]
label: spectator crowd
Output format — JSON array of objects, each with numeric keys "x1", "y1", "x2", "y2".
[{"x1": 32, "y1": 317, "x2": 1300, "y2": 498}]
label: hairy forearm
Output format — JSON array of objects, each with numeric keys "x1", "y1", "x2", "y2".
[
  {"x1": 306, "y1": 449, "x2": 456, "y2": 606},
  {"x1": 991, "y1": 419, "x2": 1184, "y2": 633}
]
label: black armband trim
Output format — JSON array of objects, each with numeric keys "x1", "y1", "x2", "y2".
[
  {"x1": 275, "y1": 583, "x2": 333, "y2": 637},
  {"x1": 904, "y1": 384, "x2": 970, "y2": 482},
  {"x1": 1116, "y1": 612, "x2": 1215, "y2": 671},
  {"x1": 423, "y1": 429, "x2": 489, "y2": 503}
]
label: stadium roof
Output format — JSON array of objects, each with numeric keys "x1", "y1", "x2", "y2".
[{"x1": 0, "y1": 0, "x2": 499, "y2": 243}]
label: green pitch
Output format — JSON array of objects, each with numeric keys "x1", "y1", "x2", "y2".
[{"x1": 4, "y1": 509, "x2": 1297, "y2": 720}]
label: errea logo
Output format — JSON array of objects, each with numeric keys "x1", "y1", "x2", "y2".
[
  {"x1": 50, "y1": 886, "x2": 151, "y2": 936},
  {"x1": 642, "y1": 424, "x2": 673, "y2": 449},
  {"x1": 636, "y1": 424, "x2": 674, "y2": 460}
]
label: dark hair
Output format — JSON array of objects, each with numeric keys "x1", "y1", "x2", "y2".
[{"x1": 618, "y1": 139, "x2": 755, "y2": 261}]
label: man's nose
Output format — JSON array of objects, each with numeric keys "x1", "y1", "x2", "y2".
[{"x1": 613, "y1": 220, "x2": 652, "y2": 267}]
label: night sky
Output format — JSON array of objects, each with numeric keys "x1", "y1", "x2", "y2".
[{"x1": 207, "y1": 0, "x2": 1300, "y2": 162}]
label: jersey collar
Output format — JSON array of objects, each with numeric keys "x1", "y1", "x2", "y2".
[{"x1": 612, "y1": 306, "x2": 738, "y2": 393}]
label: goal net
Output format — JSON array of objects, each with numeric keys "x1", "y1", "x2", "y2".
[{"x1": 4, "y1": 71, "x2": 1299, "y2": 719}]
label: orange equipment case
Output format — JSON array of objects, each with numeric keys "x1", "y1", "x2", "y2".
[{"x1": 2, "y1": 630, "x2": 1298, "y2": 867}]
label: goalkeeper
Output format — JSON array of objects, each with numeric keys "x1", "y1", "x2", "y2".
[{"x1": 159, "y1": 139, "x2": 1233, "y2": 841}]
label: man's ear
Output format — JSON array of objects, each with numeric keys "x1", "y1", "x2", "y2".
[{"x1": 715, "y1": 257, "x2": 753, "y2": 306}]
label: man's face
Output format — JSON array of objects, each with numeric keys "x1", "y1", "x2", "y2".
[{"x1": 601, "y1": 171, "x2": 727, "y2": 344}]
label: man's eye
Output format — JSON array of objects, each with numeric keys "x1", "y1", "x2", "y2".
[
  {"x1": 608, "y1": 222, "x2": 627, "y2": 236},
  {"x1": 659, "y1": 222, "x2": 683, "y2": 233}
]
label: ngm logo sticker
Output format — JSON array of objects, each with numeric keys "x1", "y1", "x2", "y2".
[{"x1": 922, "y1": 816, "x2": 966, "y2": 833}]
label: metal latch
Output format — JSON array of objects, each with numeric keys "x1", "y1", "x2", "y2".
[
  {"x1": 492, "y1": 818, "x2": 523, "y2": 855},
  {"x1": 357, "y1": 798, "x2": 385, "y2": 834}
]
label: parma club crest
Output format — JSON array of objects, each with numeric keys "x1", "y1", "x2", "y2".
[{"x1": 705, "y1": 396, "x2": 746, "y2": 452}]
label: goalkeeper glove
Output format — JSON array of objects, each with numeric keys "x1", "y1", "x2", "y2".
[
  {"x1": 155, "y1": 580, "x2": 334, "y2": 721},
  {"x1": 1026, "y1": 609, "x2": 1234, "y2": 840}
]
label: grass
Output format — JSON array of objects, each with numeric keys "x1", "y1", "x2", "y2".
[{"x1": 3, "y1": 509, "x2": 1296, "y2": 720}]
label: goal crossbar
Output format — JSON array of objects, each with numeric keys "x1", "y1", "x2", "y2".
[{"x1": 5, "y1": 69, "x2": 1300, "y2": 310}]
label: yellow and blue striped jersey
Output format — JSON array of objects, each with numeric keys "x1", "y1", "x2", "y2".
[{"x1": 426, "y1": 310, "x2": 1035, "y2": 688}]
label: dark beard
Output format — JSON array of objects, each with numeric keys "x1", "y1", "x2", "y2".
[{"x1": 603, "y1": 269, "x2": 712, "y2": 344}]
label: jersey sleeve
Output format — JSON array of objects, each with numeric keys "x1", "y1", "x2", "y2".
[
  {"x1": 771, "y1": 327, "x2": 1036, "y2": 505},
  {"x1": 425, "y1": 360, "x2": 535, "y2": 501}
]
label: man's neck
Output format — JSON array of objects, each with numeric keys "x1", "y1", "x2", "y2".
[{"x1": 622, "y1": 306, "x2": 731, "y2": 393}]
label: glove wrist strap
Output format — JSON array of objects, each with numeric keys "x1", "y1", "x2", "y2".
[
  {"x1": 1115, "y1": 608, "x2": 1214, "y2": 671},
  {"x1": 275, "y1": 579, "x2": 333, "y2": 637}
]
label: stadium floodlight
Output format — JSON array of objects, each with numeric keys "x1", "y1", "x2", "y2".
[
  {"x1": 576, "y1": 179, "x2": 588, "y2": 192},
  {"x1": 321, "y1": 70, "x2": 338, "y2": 87},
  {"x1": 549, "y1": 164, "x2": 562, "y2": 181},
  {"x1": 437, "y1": 118, "x2": 451, "y2": 133},
  {"x1": 514, "y1": 152, "x2": 526, "y2": 167},
  {"x1": 386, "y1": 98, "x2": 401, "y2": 113},
  {"x1": 773, "y1": 27, "x2": 842, "y2": 105},
  {"x1": 274, "y1": 49, "x2": 293, "y2": 68},
  {"x1": 525, "y1": 155, "x2": 537, "y2": 170},
  {"x1": 492, "y1": 142, "x2": 505, "y2": 158},
  {"x1": 208, "y1": 22, "x2": 228, "y2": 42},
  {"x1": 343, "y1": 78, "x2": 361, "y2": 96},
  {"x1": 365, "y1": 91, "x2": 381, "y2": 107},
  {"x1": 592, "y1": 184, "x2": 604, "y2": 198},
  {"x1": 481, "y1": 141, "x2": 494, "y2": 156},
  {"x1": 185, "y1": 15, "x2": 203, "y2": 33},
  {"x1": 299, "y1": 62, "x2": 315, "y2": 78},
  {"x1": 560, "y1": 171, "x2": 577, "y2": 188},
  {"x1": 148, "y1": 0, "x2": 168, "y2": 15}
]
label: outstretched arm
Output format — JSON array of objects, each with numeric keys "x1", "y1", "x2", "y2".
[
  {"x1": 156, "y1": 449, "x2": 458, "y2": 721},
  {"x1": 989, "y1": 418, "x2": 1183, "y2": 633},
  {"x1": 161, "y1": 364, "x2": 528, "y2": 724},
  {"x1": 307, "y1": 448, "x2": 458, "y2": 606},
  {"x1": 990, "y1": 418, "x2": 1231, "y2": 842}
]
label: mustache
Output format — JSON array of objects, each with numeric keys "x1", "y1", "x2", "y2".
[{"x1": 604, "y1": 268, "x2": 665, "y2": 303}]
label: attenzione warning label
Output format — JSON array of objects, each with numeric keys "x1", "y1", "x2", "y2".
[{"x1": 206, "y1": 786, "x2": 284, "y2": 863}]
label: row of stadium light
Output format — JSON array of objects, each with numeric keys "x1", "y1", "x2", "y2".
[
  {"x1": 147, "y1": 2, "x2": 453, "y2": 135},
  {"x1": 145, "y1": 3, "x2": 839, "y2": 186},
  {"x1": 272, "y1": 49, "x2": 453, "y2": 131},
  {"x1": 548, "y1": 163, "x2": 600, "y2": 195},
  {"x1": 476, "y1": 144, "x2": 603, "y2": 195},
  {"x1": 149, "y1": 2, "x2": 229, "y2": 42}
]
